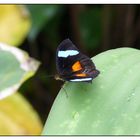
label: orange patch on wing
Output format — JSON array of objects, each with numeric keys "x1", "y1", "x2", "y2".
[
  {"x1": 72, "y1": 61, "x2": 82, "y2": 72},
  {"x1": 76, "y1": 73, "x2": 87, "y2": 77}
]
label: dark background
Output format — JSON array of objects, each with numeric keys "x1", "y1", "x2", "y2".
[{"x1": 19, "y1": 4, "x2": 140, "y2": 124}]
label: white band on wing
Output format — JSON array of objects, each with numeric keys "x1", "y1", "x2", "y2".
[
  {"x1": 58, "y1": 50, "x2": 79, "y2": 58},
  {"x1": 70, "y1": 78, "x2": 92, "y2": 82}
]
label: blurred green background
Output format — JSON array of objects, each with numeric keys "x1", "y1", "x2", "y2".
[
  {"x1": 16, "y1": 4, "x2": 140, "y2": 122},
  {"x1": 0, "y1": 4, "x2": 140, "y2": 134}
]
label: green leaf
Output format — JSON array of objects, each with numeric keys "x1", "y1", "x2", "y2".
[
  {"x1": 79, "y1": 7, "x2": 102, "y2": 50},
  {"x1": 0, "y1": 5, "x2": 31, "y2": 46},
  {"x1": 0, "y1": 92, "x2": 42, "y2": 135},
  {"x1": 0, "y1": 43, "x2": 40, "y2": 99},
  {"x1": 42, "y1": 47, "x2": 140, "y2": 135},
  {"x1": 27, "y1": 5, "x2": 61, "y2": 40}
]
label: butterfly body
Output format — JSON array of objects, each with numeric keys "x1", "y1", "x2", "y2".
[{"x1": 56, "y1": 39, "x2": 100, "y2": 83}]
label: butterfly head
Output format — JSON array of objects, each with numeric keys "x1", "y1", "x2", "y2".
[{"x1": 54, "y1": 74, "x2": 65, "y2": 81}]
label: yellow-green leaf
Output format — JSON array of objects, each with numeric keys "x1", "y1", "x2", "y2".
[
  {"x1": 0, "y1": 5, "x2": 31, "y2": 46},
  {"x1": 0, "y1": 92, "x2": 42, "y2": 135}
]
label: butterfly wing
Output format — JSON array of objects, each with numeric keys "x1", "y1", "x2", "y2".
[
  {"x1": 56, "y1": 39, "x2": 79, "y2": 76},
  {"x1": 56, "y1": 39, "x2": 100, "y2": 82}
]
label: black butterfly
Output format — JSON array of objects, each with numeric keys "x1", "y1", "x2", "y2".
[{"x1": 55, "y1": 39, "x2": 100, "y2": 83}]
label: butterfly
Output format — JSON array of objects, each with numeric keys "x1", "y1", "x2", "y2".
[{"x1": 55, "y1": 39, "x2": 100, "y2": 83}]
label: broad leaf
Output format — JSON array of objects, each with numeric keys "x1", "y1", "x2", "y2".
[
  {"x1": 0, "y1": 43, "x2": 40, "y2": 99},
  {"x1": 42, "y1": 47, "x2": 140, "y2": 135}
]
